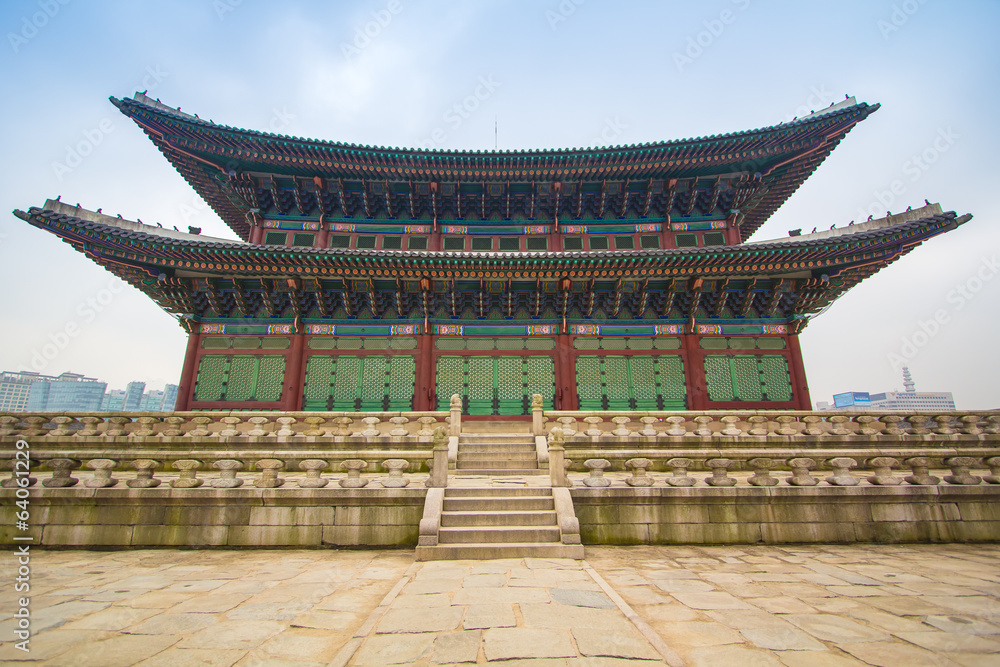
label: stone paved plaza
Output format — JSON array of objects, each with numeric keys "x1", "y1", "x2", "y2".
[{"x1": 1, "y1": 545, "x2": 999, "y2": 666}]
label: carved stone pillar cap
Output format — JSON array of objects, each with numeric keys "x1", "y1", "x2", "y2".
[
  {"x1": 214, "y1": 460, "x2": 244, "y2": 471},
  {"x1": 707, "y1": 458, "x2": 735, "y2": 469},
  {"x1": 667, "y1": 457, "x2": 693, "y2": 467},
  {"x1": 584, "y1": 459, "x2": 611, "y2": 470},
  {"x1": 255, "y1": 459, "x2": 284, "y2": 470},
  {"x1": 299, "y1": 459, "x2": 329, "y2": 471},
  {"x1": 341, "y1": 459, "x2": 368, "y2": 471},
  {"x1": 626, "y1": 458, "x2": 652, "y2": 469},
  {"x1": 382, "y1": 459, "x2": 409, "y2": 471}
]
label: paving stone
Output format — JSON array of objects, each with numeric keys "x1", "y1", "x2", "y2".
[
  {"x1": 133, "y1": 647, "x2": 245, "y2": 666},
  {"x1": 47, "y1": 633, "x2": 179, "y2": 667},
  {"x1": 633, "y1": 601, "x2": 702, "y2": 623},
  {"x1": 653, "y1": 579, "x2": 717, "y2": 593},
  {"x1": 682, "y1": 644, "x2": 784, "y2": 667},
  {"x1": 0, "y1": 629, "x2": 117, "y2": 662},
  {"x1": 483, "y1": 628, "x2": 576, "y2": 660},
  {"x1": 923, "y1": 615, "x2": 1000, "y2": 635},
  {"x1": 670, "y1": 591, "x2": 753, "y2": 610},
  {"x1": 572, "y1": 625, "x2": 662, "y2": 660},
  {"x1": 462, "y1": 573, "x2": 507, "y2": 588},
  {"x1": 782, "y1": 613, "x2": 890, "y2": 643},
  {"x1": 650, "y1": 620, "x2": 745, "y2": 647},
  {"x1": 179, "y1": 620, "x2": 285, "y2": 650},
  {"x1": 844, "y1": 604, "x2": 934, "y2": 633},
  {"x1": 61, "y1": 605, "x2": 162, "y2": 631},
  {"x1": 839, "y1": 640, "x2": 964, "y2": 667},
  {"x1": 918, "y1": 596, "x2": 1000, "y2": 615},
  {"x1": 452, "y1": 586, "x2": 549, "y2": 605},
  {"x1": 706, "y1": 610, "x2": 825, "y2": 651},
  {"x1": 126, "y1": 612, "x2": 220, "y2": 635},
  {"x1": 250, "y1": 629, "x2": 346, "y2": 662},
  {"x1": 164, "y1": 579, "x2": 231, "y2": 593},
  {"x1": 550, "y1": 588, "x2": 616, "y2": 609},
  {"x1": 290, "y1": 610, "x2": 360, "y2": 631},
  {"x1": 773, "y1": 650, "x2": 869, "y2": 666},
  {"x1": 893, "y1": 631, "x2": 1000, "y2": 653},
  {"x1": 377, "y1": 606, "x2": 465, "y2": 633},
  {"x1": 394, "y1": 593, "x2": 453, "y2": 608},
  {"x1": 463, "y1": 603, "x2": 517, "y2": 629},
  {"x1": 406, "y1": 578, "x2": 465, "y2": 595},
  {"x1": 431, "y1": 629, "x2": 482, "y2": 664},
  {"x1": 224, "y1": 602, "x2": 313, "y2": 621},
  {"x1": 749, "y1": 597, "x2": 817, "y2": 614},
  {"x1": 520, "y1": 603, "x2": 636, "y2": 632},
  {"x1": 169, "y1": 593, "x2": 253, "y2": 614},
  {"x1": 120, "y1": 592, "x2": 196, "y2": 609},
  {"x1": 352, "y1": 633, "x2": 436, "y2": 665}
]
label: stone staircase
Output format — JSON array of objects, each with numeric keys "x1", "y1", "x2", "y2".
[
  {"x1": 454, "y1": 434, "x2": 539, "y2": 476},
  {"x1": 416, "y1": 487, "x2": 584, "y2": 560}
]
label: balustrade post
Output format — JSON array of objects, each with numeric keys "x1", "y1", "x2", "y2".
[
  {"x1": 958, "y1": 414, "x2": 983, "y2": 436},
  {"x1": 42, "y1": 458, "x2": 80, "y2": 487},
  {"x1": 276, "y1": 417, "x2": 297, "y2": 437},
  {"x1": 705, "y1": 458, "x2": 736, "y2": 486},
  {"x1": 985, "y1": 415, "x2": 1000, "y2": 435},
  {"x1": 665, "y1": 415, "x2": 687, "y2": 437},
  {"x1": 76, "y1": 415, "x2": 102, "y2": 437},
  {"x1": 827, "y1": 415, "x2": 850, "y2": 436},
  {"x1": 855, "y1": 415, "x2": 881, "y2": 437},
  {"x1": 84, "y1": 443, "x2": 117, "y2": 472},
  {"x1": 932, "y1": 415, "x2": 955, "y2": 436},
  {"x1": 802, "y1": 415, "x2": 824, "y2": 436},
  {"x1": 106, "y1": 416, "x2": 130, "y2": 437},
  {"x1": 548, "y1": 428, "x2": 570, "y2": 488},
  {"x1": 381, "y1": 459, "x2": 410, "y2": 487},
  {"x1": 134, "y1": 416, "x2": 161, "y2": 437},
  {"x1": 825, "y1": 457, "x2": 859, "y2": 486},
  {"x1": 583, "y1": 416, "x2": 604, "y2": 439},
  {"x1": 693, "y1": 416, "x2": 713, "y2": 437},
  {"x1": 866, "y1": 457, "x2": 901, "y2": 485},
  {"x1": 983, "y1": 457, "x2": 1000, "y2": 484},
  {"x1": 879, "y1": 414, "x2": 905, "y2": 436},
  {"x1": 50, "y1": 416, "x2": 76, "y2": 436},
  {"x1": 171, "y1": 460, "x2": 204, "y2": 488},
  {"x1": 665, "y1": 457, "x2": 696, "y2": 487},
  {"x1": 389, "y1": 417, "x2": 410, "y2": 439},
  {"x1": 248, "y1": 416, "x2": 272, "y2": 437},
  {"x1": 162, "y1": 416, "x2": 185, "y2": 437},
  {"x1": 254, "y1": 459, "x2": 284, "y2": 487},
  {"x1": 903, "y1": 457, "x2": 940, "y2": 485},
  {"x1": 531, "y1": 394, "x2": 544, "y2": 435},
  {"x1": 449, "y1": 394, "x2": 462, "y2": 436},
  {"x1": 303, "y1": 416, "x2": 326, "y2": 437},
  {"x1": 417, "y1": 416, "x2": 438, "y2": 439},
  {"x1": 334, "y1": 417, "x2": 353, "y2": 436},
  {"x1": 362, "y1": 417, "x2": 381, "y2": 440},
  {"x1": 189, "y1": 416, "x2": 213, "y2": 437},
  {"x1": 0, "y1": 415, "x2": 20, "y2": 437},
  {"x1": 787, "y1": 458, "x2": 818, "y2": 486},
  {"x1": 128, "y1": 460, "x2": 161, "y2": 488},
  {"x1": 212, "y1": 460, "x2": 245, "y2": 488},
  {"x1": 625, "y1": 458, "x2": 654, "y2": 486},
  {"x1": 907, "y1": 415, "x2": 931, "y2": 435},
  {"x1": 1, "y1": 459, "x2": 37, "y2": 488},
  {"x1": 557, "y1": 416, "x2": 579, "y2": 439},
  {"x1": 427, "y1": 427, "x2": 449, "y2": 488},
  {"x1": 639, "y1": 417, "x2": 659, "y2": 438},
  {"x1": 943, "y1": 457, "x2": 982, "y2": 485},
  {"x1": 747, "y1": 415, "x2": 769, "y2": 436},
  {"x1": 776, "y1": 415, "x2": 799, "y2": 436},
  {"x1": 611, "y1": 416, "x2": 632, "y2": 438},
  {"x1": 298, "y1": 460, "x2": 330, "y2": 488},
  {"x1": 720, "y1": 415, "x2": 743, "y2": 437},
  {"x1": 747, "y1": 458, "x2": 779, "y2": 486},
  {"x1": 24, "y1": 415, "x2": 47, "y2": 436},
  {"x1": 219, "y1": 416, "x2": 242, "y2": 438},
  {"x1": 583, "y1": 459, "x2": 612, "y2": 487},
  {"x1": 340, "y1": 460, "x2": 369, "y2": 488}
]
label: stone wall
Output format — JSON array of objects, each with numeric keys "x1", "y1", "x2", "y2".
[
  {"x1": 571, "y1": 485, "x2": 1000, "y2": 544},
  {"x1": 2, "y1": 488, "x2": 426, "y2": 548}
]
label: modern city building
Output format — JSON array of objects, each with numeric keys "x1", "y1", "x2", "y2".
[
  {"x1": 816, "y1": 367, "x2": 956, "y2": 411},
  {"x1": 0, "y1": 371, "x2": 49, "y2": 412},
  {"x1": 25, "y1": 372, "x2": 107, "y2": 411},
  {"x1": 121, "y1": 381, "x2": 146, "y2": 411},
  {"x1": 101, "y1": 389, "x2": 126, "y2": 411},
  {"x1": 14, "y1": 93, "x2": 972, "y2": 415}
]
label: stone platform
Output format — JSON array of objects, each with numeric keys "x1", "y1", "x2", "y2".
[{"x1": 2, "y1": 545, "x2": 999, "y2": 665}]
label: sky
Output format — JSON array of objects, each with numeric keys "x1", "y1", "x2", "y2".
[{"x1": 0, "y1": 0, "x2": 998, "y2": 406}]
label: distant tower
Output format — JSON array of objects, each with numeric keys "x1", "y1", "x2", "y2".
[{"x1": 902, "y1": 366, "x2": 916, "y2": 393}]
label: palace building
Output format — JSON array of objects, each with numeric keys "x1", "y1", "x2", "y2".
[{"x1": 14, "y1": 94, "x2": 971, "y2": 416}]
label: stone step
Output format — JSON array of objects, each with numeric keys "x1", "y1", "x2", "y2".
[
  {"x1": 445, "y1": 487, "x2": 551, "y2": 497},
  {"x1": 440, "y1": 510, "x2": 557, "y2": 527},
  {"x1": 452, "y1": 469, "x2": 545, "y2": 477},
  {"x1": 416, "y1": 542, "x2": 585, "y2": 560},
  {"x1": 443, "y1": 496, "x2": 554, "y2": 512},
  {"x1": 458, "y1": 434, "x2": 536, "y2": 444},
  {"x1": 456, "y1": 459, "x2": 538, "y2": 469},
  {"x1": 457, "y1": 450, "x2": 537, "y2": 460},
  {"x1": 438, "y1": 525, "x2": 561, "y2": 544},
  {"x1": 457, "y1": 444, "x2": 537, "y2": 454}
]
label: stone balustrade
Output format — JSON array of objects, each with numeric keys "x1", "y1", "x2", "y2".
[
  {"x1": 538, "y1": 410, "x2": 1000, "y2": 440},
  {"x1": 0, "y1": 410, "x2": 450, "y2": 441},
  {"x1": 0, "y1": 454, "x2": 443, "y2": 490},
  {"x1": 566, "y1": 454, "x2": 998, "y2": 487}
]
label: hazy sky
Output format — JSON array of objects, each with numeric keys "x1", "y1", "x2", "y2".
[{"x1": 1, "y1": 0, "x2": 997, "y2": 406}]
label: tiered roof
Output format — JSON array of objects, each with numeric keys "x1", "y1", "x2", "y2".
[{"x1": 111, "y1": 93, "x2": 879, "y2": 242}]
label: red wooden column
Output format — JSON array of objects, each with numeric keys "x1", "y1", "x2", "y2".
[
  {"x1": 554, "y1": 334, "x2": 577, "y2": 410},
  {"x1": 282, "y1": 333, "x2": 306, "y2": 411},
  {"x1": 682, "y1": 332, "x2": 708, "y2": 410},
  {"x1": 786, "y1": 333, "x2": 812, "y2": 410},
  {"x1": 174, "y1": 330, "x2": 201, "y2": 411},
  {"x1": 414, "y1": 334, "x2": 434, "y2": 411}
]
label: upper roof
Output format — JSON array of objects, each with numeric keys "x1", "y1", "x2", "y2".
[{"x1": 111, "y1": 93, "x2": 879, "y2": 242}]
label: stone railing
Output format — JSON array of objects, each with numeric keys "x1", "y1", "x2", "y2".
[
  {"x1": 537, "y1": 409, "x2": 1000, "y2": 441},
  {"x1": 0, "y1": 409, "x2": 454, "y2": 441}
]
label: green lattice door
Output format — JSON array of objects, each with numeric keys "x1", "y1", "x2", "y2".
[
  {"x1": 435, "y1": 355, "x2": 555, "y2": 415},
  {"x1": 704, "y1": 354, "x2": 793, "y2": 402},
  {"x1": 302, "y1": 355, "x2": 415, "y2": 410},
  {"x1": 575, "y1": 355, "x2": 686, "y2": 410},
  {"x1": 193, "y1": 355, "x2": 285, "y2": 403}
]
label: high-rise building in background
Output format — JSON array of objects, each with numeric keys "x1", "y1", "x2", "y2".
[
  {"x1": 0, "y1": 372, "x2": 179, "y2": 412},
  {"x1": 0, "y1": 371, "x2": 49, "y2": 412},
  {"x1": 26, "y1": 372, "x2": 107, "y2": 411},
  {"x1": 816, "y1": 367, "x2": 955, "y2": 411}
]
